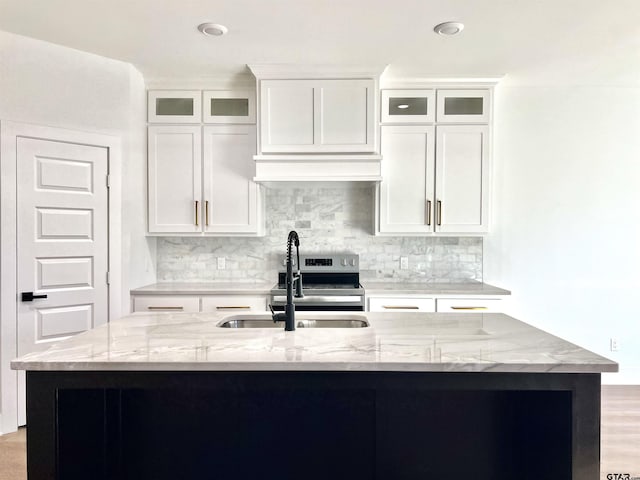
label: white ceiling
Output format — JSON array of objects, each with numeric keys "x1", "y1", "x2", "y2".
[{"x1": 1, "y1": 0, "x2": 639, "y2": 85}]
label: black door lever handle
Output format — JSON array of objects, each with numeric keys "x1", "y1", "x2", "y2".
[{"x1": 21, "y1": 292, "x2": 48, "y2": 302}]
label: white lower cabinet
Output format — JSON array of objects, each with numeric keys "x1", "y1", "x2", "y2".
[
  {"x1": 367, "y1": 295, "x2": 503, "y2": 313},
  {"x1": 133, "y1": 294, "x2": 268, "y2": 313},
  {"x1": 201, "y1": 295, "x2": 267, "y2": 312},
  {"x1": 133, "y1": 295, "x2": 200, "y2": 313},
  {"x1": 368, "y1": 296, "x2": 436, "y2": 312}
]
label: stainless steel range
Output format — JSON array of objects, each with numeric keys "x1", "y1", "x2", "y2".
[{"x1": 269, "y1": 254, "x2": 365, "y2": 311}]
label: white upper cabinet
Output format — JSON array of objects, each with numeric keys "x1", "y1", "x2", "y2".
[
  {"x1": 376, "y1": 85, "x2": 493, "y2": 235},
  {"x1": 435, "y1": 125, "x2": 489, "y2": 233},
  {"x1": 148, "y1": 126, "x2": 202, "y2": 233},
  {"x1": 259, "y1": 79, "x2": 375, "y2": 153},
  {"x1": 436, "y1": 89, "x2": 490, "y2": 123},
  {"x1": 202, "y1": 126, "x2": 259, "y2": 234},
  {"x1": 381, "y1": 89, "x2": 435, "y2": 124},
  {"x1": 203, "y1": 90, "x2": 256, "y2": 124},
  {"x1": 148, "y1": 124, "x2": 262, "y2": 236},
  {"x1": 148, "y1": 90, "x2": 202, "y2": 123},
  {"x1": 378, "y1": 125, "x2": 435, "y2": 234}
]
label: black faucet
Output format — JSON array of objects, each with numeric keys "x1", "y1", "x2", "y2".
[{"x1": 270, "y1": 230, "x2": 303, "y2": 331}]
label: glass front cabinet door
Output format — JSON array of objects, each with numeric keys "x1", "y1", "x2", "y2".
[
  {"x1": 203, "y1": 90, "x2": 256, "y2": 124},
  {"x1": 148, "y1": 90, "x2": 202, "y2": 123},
  {"x1": 436, "y1": 89, "x2": 490, "y2": 123},
  {"x1": 381, "y1": 89, "x2": 435, "y2": 124}
]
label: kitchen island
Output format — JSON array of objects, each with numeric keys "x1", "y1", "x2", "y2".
[{"x1": 12, "y1": 311, "x2": 616, "y2": 480}]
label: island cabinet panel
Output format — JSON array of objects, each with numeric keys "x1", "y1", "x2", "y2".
[{"x1": 26, "y1": 371, "x2": 601, "y2": 480}]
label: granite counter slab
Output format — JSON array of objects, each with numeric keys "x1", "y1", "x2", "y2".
[
  {"x1": 362, "y1": 281, "x2": 510, "y2": 296},
  {"x1": 130, "y1": 282, "x2": 275, "y2": 295},
  {"x1": 12, "y1": 312, "x2": 615, "y2": 373}
]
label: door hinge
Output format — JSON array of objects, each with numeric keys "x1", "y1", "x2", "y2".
[
  {"x1": 106, "y1": 174, "x2": 111, "y2": 188},
  {"x1": 106, "y1": 271, "x2": 111, "y2": 285}
]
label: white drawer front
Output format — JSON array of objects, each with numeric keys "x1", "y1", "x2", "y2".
[
  {"x1": 133, "y1": 295, "x2": 200, "y2": 313},
  {"x1": 436, "y1": 298, "x2": 501, "y2": 313},
  {"x1": 368, "y1": 297, "x2": 435, "y2": 312},
  {"x1": 201, "y1": 295, "x2": 267, "y2": 312}
]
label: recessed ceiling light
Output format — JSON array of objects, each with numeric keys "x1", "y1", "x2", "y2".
[
  {"x1": 433, "y1": 22, "x2": 464, "y2": 36},
  {"x1": 198, "y1": 23, "x2": 228, "y2": 37}
]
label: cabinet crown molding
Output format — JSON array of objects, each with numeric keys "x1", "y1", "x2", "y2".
[{"x1": 248, "y1": 64, "x2": 388, "y2": 79}]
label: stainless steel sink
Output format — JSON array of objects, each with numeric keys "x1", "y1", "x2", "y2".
[{"x1": 217, "y1": 314, "x2": 370, "y2": 329}]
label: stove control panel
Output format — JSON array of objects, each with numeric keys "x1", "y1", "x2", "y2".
[{"x1": 280, "y1": 254, "x2": 359, "y2": 272}]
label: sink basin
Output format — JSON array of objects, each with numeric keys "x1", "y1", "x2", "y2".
[{"x1": 217, "y1": 314, "x2": 370, "y2": 329}]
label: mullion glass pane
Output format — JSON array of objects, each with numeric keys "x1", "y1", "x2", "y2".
[
  {"x1": 156, "y1": 98, "x2": 194, "y2": 116},
  {"x1": 211, "y1": 98, "x2": 249, "y2": 116},
  {"x1": 389, "y1": 97, "x2": 428, "y2": 116},
  {"x1": 444, "y1": 97, "x2": 483, "y2": 115}
]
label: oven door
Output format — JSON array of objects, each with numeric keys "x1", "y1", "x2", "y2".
[{"x1": 270, "y1": 295, "x2": 365, "y2": 312}]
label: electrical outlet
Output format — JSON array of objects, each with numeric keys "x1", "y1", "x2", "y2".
[
  {"x1": 217, "y1": 257, "x2": 226, "y2": 270},
  {"x1": 400, "y1": 256, "x2": 409, "y2": 270},
  {"x1": 610, "y1": 338, "x2": 619, "y2": 352}
]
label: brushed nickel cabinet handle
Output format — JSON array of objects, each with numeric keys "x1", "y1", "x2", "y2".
[
  {"x1": 437, "y1": 200, "x2": 442, "y2": 226},
  {"x1": 147, "y1": 306, "x2": 184, "y2": 311},
  {"x1": 450, "y1": 306, "x2": 488, "y2": 310},
  {"x1": 216, "y1": 306, "x2": 251, "y2": 310},
  {"x1": 205, "y1": 200, "x2": 209, "y2": 226},
  {"x1": 426, "y1": 200, "x2": 432, "y2": 226},
  {"x1": 195, "y1": 200, "x2": 199, "y2": 226},
  {"x1": 382, "y1": 305, "x2": 420, "y2": 310}
]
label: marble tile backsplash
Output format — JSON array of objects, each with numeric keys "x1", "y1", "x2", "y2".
[{"x1": 156, "y1": 187, "x2": 482, "y2": 283}]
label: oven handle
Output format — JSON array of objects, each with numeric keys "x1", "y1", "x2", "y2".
[{"x1": 271, "y1": 295, "x2": 363, "y2": 303}]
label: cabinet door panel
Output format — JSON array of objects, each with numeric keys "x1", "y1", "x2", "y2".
[
  {"x1": 201, "y1": 295, "x2": 267, "y2": 312},
  {"x1": 378, "y1": 126, "x2": 435, "y2": 233},
  {"x1": 133, "y1": 295, "x2": 200, "y2": 313},
  {"x1": 436, "y1": 89, "x2": 490, "y2": 123},
  {"x1": 435, "y1": 125, "x2": 489, "y2": 233},
  {"x1": 316, "y1": 80, "x2": 374, "y2": 152},
  {"x1": 148, "y1": 90, "x2": 201, "y2": 123},
  {"x1": 203, "y1": 126, "x2": 258, "y2": 234},
  {"x1": 368, "y1": 296, "x2": 435, "y2": 312},
  {"x1": 148, "y1": 126, "x2": 202, "y2": 233},
  {"x1": 261, "y1": 81, "x2": 315, "y2": 152}
]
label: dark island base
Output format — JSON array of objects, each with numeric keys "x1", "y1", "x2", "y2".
[{"x1": 26, "y1": 371, "x2": 600, "y2": 480}]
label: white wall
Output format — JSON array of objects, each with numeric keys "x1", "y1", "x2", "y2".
[
  {"x1": 0, "y1": 30, "x2": 154, "y2": 432},
  {"x1": 0, "y1": 29, "x2": 155, "y2": 313},
  {"x1": 485, "y1": 85, "x2": 640, "y2": 384}
]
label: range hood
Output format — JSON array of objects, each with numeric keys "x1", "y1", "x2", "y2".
[
  {"x1": 249, "y1": 64, "x2": 386, "y2": 185},
  {"x1": 253, "y1": 153, "x2": 383, "y2": 185}
]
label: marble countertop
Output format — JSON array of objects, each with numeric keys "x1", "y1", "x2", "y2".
[
  {"x1": 12, "y1": 312, "x2": 616, "y2": 373},
  {"x1": 131, "y1": 282, "x2": 510, "y2": 296},
  {"x1": 130, "y1": 282, "x2": 275, "y2": 295},
  {"x1": 362, "y1": 281, "x2": 510, "y2": 296}
]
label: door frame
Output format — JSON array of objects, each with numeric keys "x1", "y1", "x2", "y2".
[{"x1": 0, "y1": 120, "x2": 122, "y2": 434}]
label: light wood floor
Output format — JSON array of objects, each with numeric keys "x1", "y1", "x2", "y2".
[{"x1": 0, "y1": 385, "x2": 638, "y2": 480}]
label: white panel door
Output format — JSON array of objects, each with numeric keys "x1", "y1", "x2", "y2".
[
  {"x1": 148, "y1": 126, "x2": 202, "y2": 233},
  {"x1": 203, "y1": 126, "x2": 259, "y2": 234},
  {"x1": 260, "y1": 80, "x2": 315, "y2": 152},
  {"x1": 17, "y1": 138, "x2": 109, "y2": 358},
  {"x1": 378, "y1": 125, "x2": 435, "y2": 233},
  {"x1": 435, "y1": 125, "x2": 489, "y2": 233},
  {"x1": 316, "y1": 79, "x2": 375, "y2": 152}
]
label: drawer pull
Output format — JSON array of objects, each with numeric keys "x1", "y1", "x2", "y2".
[
  {"x1": 147, "y1": 306, "x2": 184, "y2": 311},
  {"x1": 382, "y1": 305, "x2": 420, "y2": 310},
  {"x1": 450, "y1": 306, "x2": 488, "y2": 310},
  {"x1": 216, "y1": 306, "x2": 251, "y2": 310}
]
